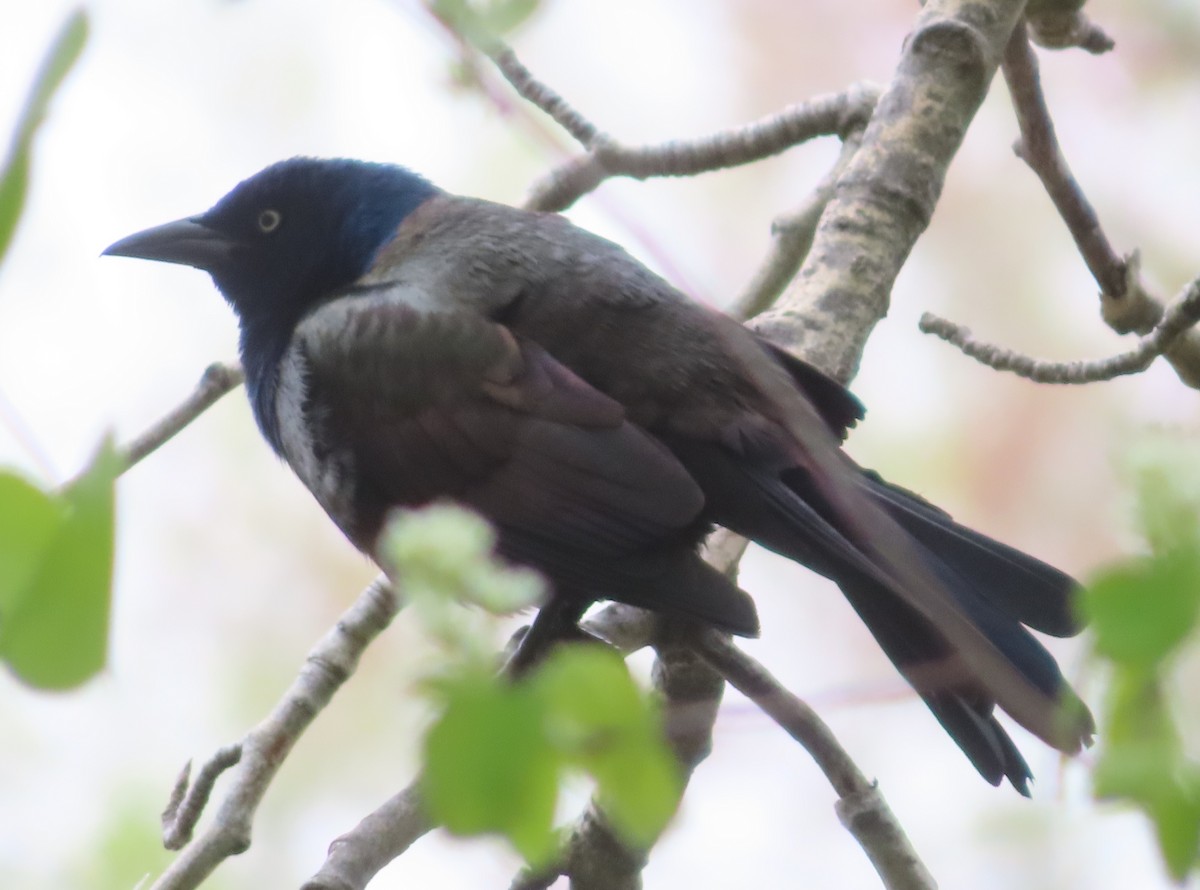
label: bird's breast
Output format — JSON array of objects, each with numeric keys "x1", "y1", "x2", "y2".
[{"x1": 273, "y1": 339, "x2": 360, "y2": 542}]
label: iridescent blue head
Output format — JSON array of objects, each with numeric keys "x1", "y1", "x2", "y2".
[
  {"x1": 105, "y1": 157, "x2": 440, "y2": 325},
  {"x1": 103, "y1": 157, "x2": 441, "y2": 444}
]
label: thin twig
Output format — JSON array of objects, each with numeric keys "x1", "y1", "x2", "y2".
[
  {"x1": 484, "y1": 38, "x2": 879, "y2": 214},
  {"x1": 692, "y1": 629, "x2": 936, "y2": 890},
  {"x1": 919, "y1": 273, "x2": 1200, "y2": 384},
  {"x1": 1000, "y1": 25, "x2": 1200, "y2": 389},
  {"x1": 149, "y1": 578, "x2": 401, "y2": 890},
  {"x1": 489, "y1": 46, "x2": 600, "y2": 148},
  {"x1": 118, "y1": 362, "x2": 244, "y2": 472},
  {"x1": 526, "y1": 84, "x2": 878, "y2": 213},
  {"x1": 162, "y1": 746, "x2": 243, "y2": 850},
  {"x1": 1002, "y1": 24, "x2": 1125, "y2": 298}
]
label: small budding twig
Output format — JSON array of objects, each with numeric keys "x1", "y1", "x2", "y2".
[
  {"x1": 150, "y1": 578, "x2": 401, "y2": 890},
  {"x1": 919, "y1": 272, "x2": 1200, "y2": 384},
  {"x1": 161, "y1": 746, "x2": 243, "y2": 850},
  {"x1": 485, "y1": 41, "x2": 878, "y2": 214}
]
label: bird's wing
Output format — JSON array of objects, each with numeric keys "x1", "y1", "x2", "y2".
[
  {"x1": 754, "y1": 336, "x2": 865, "y2": 439},
  {"x1": 291, "y1": 298, "x2": 758, "y2": 634}
]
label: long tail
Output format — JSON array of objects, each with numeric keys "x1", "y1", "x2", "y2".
[{"x1": 668, "y1": 438, "x2": 1093, "y2": 792}]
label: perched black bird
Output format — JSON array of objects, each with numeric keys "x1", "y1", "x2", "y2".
[{"x1": 105, "y1": 157, "x2": 1092, "y2": 792}]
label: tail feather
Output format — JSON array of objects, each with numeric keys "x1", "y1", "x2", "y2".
[
  {"x1": 861, "y1": 471, "x2": 1081, "y2": 637},
  {"x1": 665, "y1": 437, "x2": 1092, "y2": 791},
  {"x1": 925, "y1": 692, "x2": 1033, "y2": 794},
  {"x1": 836, "y1": 564, "x2": 1039, "y2": 793}
]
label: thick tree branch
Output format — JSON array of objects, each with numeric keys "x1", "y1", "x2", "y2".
[
  {"x1": 149, "y1": 578, "x2": 401, "y2": 890},
  {"x1": 732, "y1": 129, "x2": 865, "y2": 322},
  {"x1": 753, "y1": 0, "x2": 1029, "y2": 384}
]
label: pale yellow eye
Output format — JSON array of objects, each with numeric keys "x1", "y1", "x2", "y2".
[{"x1": 257, "y1": 209, "x2": 282, "y2": 233}]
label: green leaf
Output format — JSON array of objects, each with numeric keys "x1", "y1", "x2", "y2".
[
  {"x1": 1083, "y1": 550, "x2": 1200, "y2": 669},
  {"x1": 423, "y1": 670, "x2": 560, "y2": 864},
  {"x1": 430, "y1": 0, "x2": 541, "y2": 46},
  {"x1": 590, "y1": 734, "x2": 681, "y2": 846},
  {"x1": 535, "y1": 647, "x2": 682, "y2": 845},
  {"x1": 0, "y1": 438, "x2": 118, "y2": 689},
  {"x1": 0, "y1": 471, "x2": 66, "y2": 615},
  {"x1": 1148, "y1": 770, "x2": 1200, "y2": 882},
  {"x1": 0, "y1": 8, "x2": 88, "y2": 266},
  {"x1": 1092, "y1": 660, "x2": 1200, "y2": 878},
  {"x1": 535, "y1": 646, "x2": 651, "y2": 737},
  {"x1": 477, "y1": 0, "x2": 541, "y2": 35}
]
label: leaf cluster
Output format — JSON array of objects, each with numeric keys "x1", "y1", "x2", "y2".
[
  {"x1": 1083, "y1": 435, "x2": 1200, "y2": 880},
  {"x1": 383, "y1": 504, "x2": 682, "y2": 864}
]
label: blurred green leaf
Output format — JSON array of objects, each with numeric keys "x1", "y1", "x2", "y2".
[
  {"x1": 478, "y1": 0, "x2": 540, "y2": 34},
  {"x1": 0, "y1": 471, "x2": 65, "y2": 614},
  {"x1": 423, "y1": 670, "x2": 560, "y2": 863},
  {"x1": 1092, "y1": 665, "x2": 1200, "y2": 879},
  {"x1": 1125, "y1": 433, "x2": 1200, "y2": 555},
  {"x1": 1088, "y1": 436, "x2": 1200, "y2": 880},
  {"x1": 1148, "y1": 771, "x2": 1200, "y2": 882},
  {"x1": 536, "y1": 645, "x2": 650, "y2": 738},
  {"x1": 590, "y1": 733, "x2": 681, "y2": 845},
  {"x1": 1083, "y1": 550, "x2": 1200, "y2": 669},
  {"x1": 0, "y1": 438, "x2": 118, "y2": 689},
  {"x1": 536, "y1": 647, "x2": 681, "y2": 845},
  {"x1": 0, "y1": 8, "x2": 88, "y2": 266},
  {"x1": 430, "y1": 0, "x2": 541, "y2": 46}
]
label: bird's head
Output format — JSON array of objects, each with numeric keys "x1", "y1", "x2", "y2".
[{"x1": 103, "y1": 157, "x2": 440, "y2": 326}]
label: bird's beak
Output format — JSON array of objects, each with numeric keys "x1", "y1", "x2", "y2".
[{"x1": 102, "y1": 217, "x2": 238, "y2": 272}]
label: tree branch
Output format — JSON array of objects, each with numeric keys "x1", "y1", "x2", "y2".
[
  {"x1": 487, "y1": 42, "x2": 878, "y2": 215},
  {"x1": 302, "y1": 599, "x2": 662, "y2": 890},
  {"x1": 1024, "y1": 0, "x2": 1116, "y2": 54},
  {"x1": 731, "y1": 128, "x2": 865, "y2": 322},
  {"x1": 1002, "y1": 24, "x2": 1125, "y2": 298},
  {"x1": 302, "y1": 783, "x2": 431, "y2": 890},
  {"x1": 118, "y1": 361, "x2": 243, "y2": 473},
  {"x1": 916, "y1": 23, "x2": 1200, "y2": 389},
  {"x1": 753, "y1": 0, "x2": 1030, "y2": 384},
  {"x1": 919, "y1": 272, "x2": 1200, "y2": 383},
  {"x1": 691, "y1": 629, "x2": 936, "y2": 890},
  {"x1": 149, "y1": 578, "x2": 401, "y2": 890}
]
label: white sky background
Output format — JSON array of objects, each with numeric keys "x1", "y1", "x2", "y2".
[{"x1": 1, "y1": 0, "x2": 1199, "y2": 887}]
